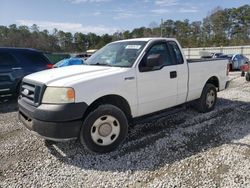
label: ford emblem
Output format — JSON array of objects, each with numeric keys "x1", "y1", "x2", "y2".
[{"x1": 23, "y1": 89, "x2": 29, "y2": 95}]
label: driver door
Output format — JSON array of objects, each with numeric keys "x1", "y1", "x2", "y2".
[
  {"x1": 136, "y1": 42, "x2": 178, "y2": 116},
  {"x1": 0, "y1": 52, "x2": 22, "y2": 96}
]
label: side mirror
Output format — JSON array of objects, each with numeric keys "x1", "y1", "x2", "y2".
[{"x1": 145, "y1": 54, "x2": 162, "y2": 67}]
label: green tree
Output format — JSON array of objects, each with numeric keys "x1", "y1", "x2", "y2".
[{"x1": 0, "y1": 4, "x2": 249, "y2": 52}]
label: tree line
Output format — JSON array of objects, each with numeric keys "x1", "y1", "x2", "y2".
[{"x1": 0, "y1": 5, "x2": 249, "y2": 53}]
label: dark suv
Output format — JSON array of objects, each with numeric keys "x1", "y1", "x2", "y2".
[{"x1": 0, "y1": 48, "x2": 53, "y2": 98}]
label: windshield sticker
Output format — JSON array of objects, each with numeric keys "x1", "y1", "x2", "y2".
[{"x1": 125, "y1": 45, "x2": 141, "y2": 49}]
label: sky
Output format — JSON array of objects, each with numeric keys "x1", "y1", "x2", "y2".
[{"x1": 0, "y1": 0, "x2": 249, "y2": 35}]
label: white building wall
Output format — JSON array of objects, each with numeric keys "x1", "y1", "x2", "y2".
[{"x1": 183, "y1": 46, "x2": 250, "y2": 59}]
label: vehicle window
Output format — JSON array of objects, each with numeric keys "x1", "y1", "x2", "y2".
[
  {"x1": 168, "y1": 41, "x2": 184, "y2": 64},
  {"x1": 239, "y1": 55, "x2": 244, "y2": 60},
  {"x1": 22, "y1": 52, "x2": 50, "y2": 65},
  {"x1": 86, "y1": 41, "x2": 146, "y2": 67},
  {"x1": 234, "y1": 55, "x2": 239, "y2": 61},
  {"x1": 0, "y1": 52, "x2": 18, "y2": 65},
  {"x1": 148, "y1": 43, "x2": 173, "y2": 65},
  {"x1": 214, "y1": 53, "x2": 223, "y2": 58},
  {"x1": 139, "y1": 42, "x2": 174, "y2": 72}
]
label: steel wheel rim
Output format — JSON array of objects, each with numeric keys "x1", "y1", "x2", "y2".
[
  {"x1": 90, "y1": 115, "x2": 120, "y2": 146},
  {"x1": 206, "y1": 90, "x2": 215, "y2": 108}
]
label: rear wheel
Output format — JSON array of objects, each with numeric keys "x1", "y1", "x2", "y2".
[
  {"x1": 79, "y1": 104, "x2": 128, "y2": 153},
  {"x1": 195, "y1": 83, "x2": 217, "y2": 113}
]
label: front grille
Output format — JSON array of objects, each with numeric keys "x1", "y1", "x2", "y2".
[
  {"x1": 20, "y1": 80, "x2": 45, "y2": 106},
  {"x1": 0, "y1": 75, "x2": 10, "y2": 82}
]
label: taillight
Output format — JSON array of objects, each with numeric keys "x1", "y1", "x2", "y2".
[
  {"x1": 240, "y1": 64, "x2": 249, "y2": 72},
  {"x1": 46, "y1": 64, "x2": 53, "y2": 69}
]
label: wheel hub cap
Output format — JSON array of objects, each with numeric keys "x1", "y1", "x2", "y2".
[
  {"x1": 98, "y1": 123, "x2": 112, "y2": 137},
  {"x1": 90, "y1": 115, "x2": 121, "y2": 146},
  {"x1": 206, "y1": 90, "x2": 215, "y2": 108}
]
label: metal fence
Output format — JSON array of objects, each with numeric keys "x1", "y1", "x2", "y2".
[
  {"x1": 44, "y1": 53, "x2": 71, "y2": 64},
  {"x1": 183, "y1": 45, "x2": 250, "y2": 59}
]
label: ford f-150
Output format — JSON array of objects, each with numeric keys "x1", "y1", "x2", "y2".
[{"x1": 18, "y1": 38, "x2": 229, "y2": 153}]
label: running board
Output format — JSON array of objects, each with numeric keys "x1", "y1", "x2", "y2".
[{"x1": 131, "y1": 105, "x2": 186, "y2": 125}]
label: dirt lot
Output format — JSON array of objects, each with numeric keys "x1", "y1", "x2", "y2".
[{"x1": 0, "y1": 72, "x2": 250, "y2": 188}]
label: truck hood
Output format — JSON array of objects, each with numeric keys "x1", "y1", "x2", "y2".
[{"x1": 24, "y1": 65, "x2": 128, "y2": 86}]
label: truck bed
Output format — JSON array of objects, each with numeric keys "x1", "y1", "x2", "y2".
[
  {"x1": 186, "y1": 58, "x2": 228, "y2": 102},
  {"x1": 187, "y1": 58, "x2": 228, "y2": 63}
]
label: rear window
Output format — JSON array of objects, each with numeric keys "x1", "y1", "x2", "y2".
[
  {"x1": 0, "y1": 52, "x2": 18, "y2": 65},
  {"x1": 21, "y1": 52, "x2": 50, "y2": 65},
  {"x1": 168, "y1": 41, "x2": 184, "y2": 64}
]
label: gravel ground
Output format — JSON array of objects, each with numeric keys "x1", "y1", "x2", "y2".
[{"x1": 0, "y1": 72, "x2": 250, "y2": 188}]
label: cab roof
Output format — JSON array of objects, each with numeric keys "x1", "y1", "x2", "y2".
[{"x1": 112, "y1": 37, "x2": 177, "y2": 43}]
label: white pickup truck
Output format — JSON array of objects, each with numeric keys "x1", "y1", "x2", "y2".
[{"x1": 18, "y1": 38, "x2": 229, "y2": 153}]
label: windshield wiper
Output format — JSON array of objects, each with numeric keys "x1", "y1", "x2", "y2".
[{"x1": 88, "y1": 62, "x2": 112, "y2": 67}]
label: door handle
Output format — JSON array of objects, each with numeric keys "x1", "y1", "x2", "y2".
[
  {"x1": 170, "y1": 71, "x2": 177, "y2": 79},
  {"x1": 12, "y1": 67, "x2": 22, "y2": 70},
  {"x1": 124, "y1": 77, "x2": 135, "y2": 81}
]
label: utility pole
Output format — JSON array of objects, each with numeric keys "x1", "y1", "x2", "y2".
[
  {"x1": 160, "y1": 18, "x2": 164, "y2": 37},
  {"x1": 160, "y1": 18, "x2": 163, "y2": 37}
]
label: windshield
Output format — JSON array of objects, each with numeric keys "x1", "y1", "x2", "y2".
[{"x1": 85, "y1": 41, "x2": 147, "y2": 67}]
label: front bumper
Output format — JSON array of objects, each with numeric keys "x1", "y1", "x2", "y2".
[{"x1": 18, "y1": 98, "x2": 88, "y2": 140}]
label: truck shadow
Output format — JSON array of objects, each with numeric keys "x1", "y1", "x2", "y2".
[{"x1": 46, "y1": 98, "x2": 250, "y2": 172}]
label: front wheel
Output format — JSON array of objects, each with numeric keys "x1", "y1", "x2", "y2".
[
  {"x1": 79, "y1": 104, "x2": 128, "y2": 153},
  {"x1": 246, "y1": 72, "x2": 250, "y2": 81},
  {"x1": 195, "y1": 83, "x2": 217, "y2": 113}
]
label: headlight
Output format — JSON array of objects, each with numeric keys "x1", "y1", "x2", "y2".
[{"x1": 42, "y1": 87, "x2": 75, "y2": 104}]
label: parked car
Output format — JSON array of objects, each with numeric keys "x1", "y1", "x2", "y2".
[
  {"x1": 44, "y1": 52, "x2": 71, "y2": 64},
  {"x1": 18, "y1": 38, "x2": 229, "y2": 153},
  {"x1": 219, "y1": 54, "x2": 249, "y2": 70},
  {"x1": 240, "y1": 64, "x2": 250, "y2": 81},
  {"x1": 75, "y1": 49, "x2": 98, "y2": 60},
  {"x1": 86, "y1": 49, "x2": 97, "y2": 55},
  {"x1": 246, "y1": 72, "x2": 250, "y2": 81},
  {"x1": 74, "y1": 53, "x2": 91, "y2": 61},
  {"x1": 0, "y1": 48, "x2": 53, "y2": 98},
  {"x1": 53, "y1": 57, "x2": 84, "y2": 68},
  {"x1": 200, "y1": 52, "x2": 224, "y2": 59}
]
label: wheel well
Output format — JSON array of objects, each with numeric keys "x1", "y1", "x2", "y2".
[
  {"x1": 229, "y1": 64, "x2": 232, "y2": 71},
  {"x1": 206, "y1": 76, "x2": 219, "y2": 89},
  {"x1": 83, "y1": 95, "x2": 132, "y2": 120}
]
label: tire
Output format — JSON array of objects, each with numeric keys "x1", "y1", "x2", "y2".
[
  {"x1": 246, "y1": 72, "x2": 250, "y2": 81},
  {"x1": 44, "y1": 139, "x2": 56, "y2": 145},
  {"x1": 195, "y1": 83, "x2": 217, "y2": 113},
  {"x1": 229, "y1": 64, "x2": 232, "y2": 71},
  {"x1": 79, "y1": 104, "x2": 128, "y2": 153}
]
